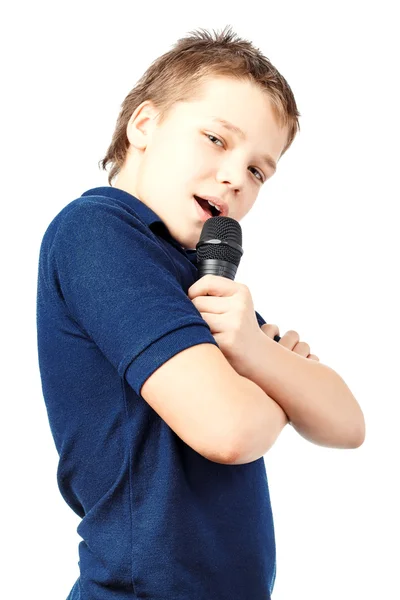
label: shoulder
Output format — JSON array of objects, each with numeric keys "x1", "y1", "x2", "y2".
[{"x1": 57, "y1": 195, "x2": 145, "y2": 229}]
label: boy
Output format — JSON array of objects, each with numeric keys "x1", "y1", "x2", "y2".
[{"x1": 36, "y1": 26, "x2": 364, "y2": 600}]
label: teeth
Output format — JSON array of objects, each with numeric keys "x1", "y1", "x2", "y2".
[
  {"x1": 207, "y1": 200, "x2": 221, "y2": 213},
  {"x1": 195, "y1": 196, "x2": 222, "y2": 215}
]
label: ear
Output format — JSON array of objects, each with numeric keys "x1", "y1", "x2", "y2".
[{"x1": 126, "y1": 100, "x2": 159, "y2": 150}]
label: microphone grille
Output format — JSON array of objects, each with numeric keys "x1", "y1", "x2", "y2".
[{"x1": 197, "y1": 216, "x2": 243, "y2": 266}]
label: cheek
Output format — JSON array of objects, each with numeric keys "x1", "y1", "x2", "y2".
[
  {"x1": 146, "y1": 136, "x2": 212, "y2": 194},
  {"x1": 176, "y1": 147, "x2": 211, "y2": 187},
  {"x1": 236, "y1": 200, "x2": 255, "y2": 222}
]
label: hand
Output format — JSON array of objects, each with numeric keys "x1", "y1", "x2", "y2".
[
  {"x1": 187, "y1": 274, "x2": 266, "y2": 378},
  {"x1": 261, "y1": 323, "x2": 320, "y2": 361}
]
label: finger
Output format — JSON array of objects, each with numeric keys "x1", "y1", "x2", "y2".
[
  {"x1": 279, "y1": 330, "x2": 300, "y2": 351},
  {"x1": 307, "y1": 354, "x2": 320, "y2": 362},
  {"x1": 192, "y1": 295, "x2": 230, "y2": 315},
  {"x1": 188, "y1": 274, "x2": 237, "y2": 299},
  {"x1": 260, "y1": 323, "x2": 280, "y2": 339},
  {"x1": 197, "y1": 311, "x2": 225, "y2": 334},
  {"x1": 292, "y1": 340, "x2": 311, "y2": 358}
]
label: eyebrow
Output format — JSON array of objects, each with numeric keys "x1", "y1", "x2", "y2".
[{"x1": 210, "y1": 117, "x2": 277, "y2": 173}]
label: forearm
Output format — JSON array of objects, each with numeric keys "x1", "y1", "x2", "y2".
[
  {"x1": 229, "y1": 375, "x2": 290, "y2": 465},
  {"x1": 242, "y1": 332, "x2": 366, "y2": 449}
]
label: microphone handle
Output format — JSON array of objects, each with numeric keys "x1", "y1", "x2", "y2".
[{"x1": 273, "y1": 334, "x2": 281, "y2": 343}]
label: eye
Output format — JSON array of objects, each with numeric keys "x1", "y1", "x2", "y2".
[
  {"x1": 249, "y1": 167, "x2": 264, "y2": 182},
  {"x1": 206, "y1": 133, "x2": 224, "y2": 147},
  {"x1": 205, "y1": 134, "x2": 265, "y2": 183}
]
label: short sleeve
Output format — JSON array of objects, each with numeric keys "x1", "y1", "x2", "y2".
[{"x1": 51, "y1": 200, "x2": 219, "y2": 396}]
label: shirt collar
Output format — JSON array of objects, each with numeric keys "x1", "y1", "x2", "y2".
[{"x1": 80, "y1": 186, "x2": 198, "y2": 264}]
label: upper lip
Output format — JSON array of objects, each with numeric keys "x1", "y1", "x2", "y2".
[{"x1": 194, "y1": 195, "x2": 229, "y2": 217}]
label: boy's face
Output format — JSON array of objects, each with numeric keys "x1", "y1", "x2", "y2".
[{"x1": 115, "y1": 76, "x2": 289, "y2": 250}]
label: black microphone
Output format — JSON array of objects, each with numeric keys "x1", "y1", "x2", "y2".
[{"x1": 195, "y1": 215, "x2": 281, "y2": 343}]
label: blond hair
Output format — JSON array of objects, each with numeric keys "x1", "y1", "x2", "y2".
[{"x1": 98, "y1": 25, "x2": 301, "y2": 186}]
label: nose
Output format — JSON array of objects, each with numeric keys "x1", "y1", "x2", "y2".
[{"x1": 215, "y1": 162, "x2": 245, "y2": 193}]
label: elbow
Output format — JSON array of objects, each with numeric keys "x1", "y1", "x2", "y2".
[
  {"x1": 352, "y1": 423, "x2": 366, "y2": 449},
  {"x1": 331, "y1": 368, "x2": 366, "y2": 449},
  {"x1": 349, "y1": 433, "x2": 365, "y2": 449},
  {"x1": 349, "y1": 411, "x2": 366, "y2": 449},
  {"x1": 223, "y1": 430, "x2": 250, "y2": 465},
  {"x1": 226, "y1": 415, "x2": 287, "y2": 465}
]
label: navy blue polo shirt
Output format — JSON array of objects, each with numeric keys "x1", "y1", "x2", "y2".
[{"x1": 36, "y1": 185, "x2": 277, "y2": 600}]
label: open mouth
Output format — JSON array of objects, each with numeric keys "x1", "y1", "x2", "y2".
[{"x1": 194, "y1": 195, "x2": 220, "y2": 217}]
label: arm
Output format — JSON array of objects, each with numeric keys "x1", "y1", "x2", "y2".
[
  {"x1": 229, "y1": 375, "x2": 291, "y2": 464},
  {"x1": 241, "y1": 332, "x2": 366, "y2": 449},
  {"x1": 140, "y1": 341, "x2": 290, "y2": 465}
]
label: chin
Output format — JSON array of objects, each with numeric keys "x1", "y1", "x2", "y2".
[
  {"x1": 176, "y1": 229, "x2": 199, "y2": 252},
  {"x1": 181, "y1": 240, "x2": 196, "y2": 251}
]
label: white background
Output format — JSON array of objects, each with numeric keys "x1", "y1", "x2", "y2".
[{"x1": 1, "y1": 1, "x2": 399, "y2": 598}]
